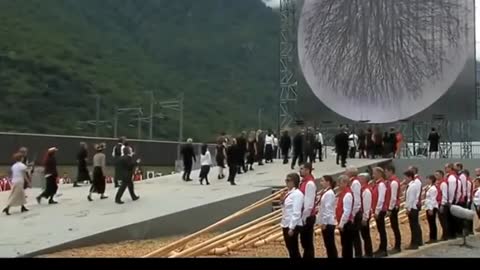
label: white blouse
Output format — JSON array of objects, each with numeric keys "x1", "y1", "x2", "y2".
[
  {"x1": 281, "y1": 188, "x2": 304, "y2": 229},
  {"x1": 318, "y1": 189, "x2": 336, "y2": 226},
  {"x1": 265, "y1": 135, "x2": 274, "y2": 145},
  {"x1": 200, "y1": 151, "x2": 212, "y2": 166},
  {"x1": 424, "y1": 185, "x2": 438, "y2": 210}
]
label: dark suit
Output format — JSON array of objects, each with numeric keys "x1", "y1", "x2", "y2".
[
  {"x1": 335, "y1": 132, "x2": 349, "y2": 167},
  {"x1": 115, "y1": 155, "x2": 138, "y2": 202}
]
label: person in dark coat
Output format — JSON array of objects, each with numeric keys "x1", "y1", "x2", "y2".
[
  {"x1": 236, "y1": 131, "x2": 248, "y2": 174},
  {"x1": 428, "y1": 128, "x2": 440, "y2": 159},
  {"x1": 115, "y1": 146, "x2": 140, "y2": 204},
  {"x1": 358, "y1": 130, "x2": 367, "y2": 159},
  {"x1": 75, "y1": 142, "x2": 90, "y2": 187},
  {"x1": 335, "y1": 128, "x2": 349, "y2": 168},
  {"x1": 291, "y1": 130, "x2": 304, "y2": 170},
  {"x1": 227, "y1": 138, "x2": 240, "y2": 185},
  {"x1": 280, "y1": 130, "x2": 292, "y2": 165},
  {"x1": 112, "y1": 137, "x2": 126, "y2": 188},
  {"x1": 366, "y1": 128, "x2": 374, "y2": 159},
  {"x1": 388, "y1": 128, "x2": 397, "y2": 158},
  {"x1": 246, "y1": 131, "x2": 257, "y2": 171},
  {"x1": 256, "y1": 130, "x2": 265, "y2": 166},
  {"x1": 373, "y1": 128, "x2": 384, "y2": 158},
  {"x1": 36, "y1": 147, "x2": 59, "y2": 205},
  {"x1": 304, "y1": 128, "x2": 316, "y2": 163},
  {"x1": 216, "y1": 137, "x2": 227, "y2": 179},
  {"x1": 180, "y1": 138, "x2": 196, "y2": 182}
]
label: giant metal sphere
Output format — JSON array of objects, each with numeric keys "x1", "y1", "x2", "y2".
[{"x1": 298, "y1": 0, "x2": 473, "y2": 123}]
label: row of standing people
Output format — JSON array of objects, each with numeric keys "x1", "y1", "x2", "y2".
[{"x1": 280, "y1": 162, "x2": 480, "y2": 258}]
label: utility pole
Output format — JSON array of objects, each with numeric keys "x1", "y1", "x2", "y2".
[
  {"x1": 177, "y1": 92, "x2": 184, "y2": 161},
  {"x1": 114, "y1": 106, "x2": 119, "y2": 138},
  {"x1": 95, "y1": 94, "x2": 101, "y2": 137},
  {"x1": 147, "y1": 91, "x2": 155, "y2": 140}
]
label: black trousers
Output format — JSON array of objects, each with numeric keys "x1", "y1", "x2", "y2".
[
  {"x1": 446, "y1": 205, "x2": 458, "y2": 239},
  {"x1": 291, "y1": 151, "x2": 303, "y2": 169},
  {"x1": 300, "y1": 216, "x2": 316, "y2": 259},
  {"x1": 281, "y1": 148, "x2": 289, "y2": 164},
  {"x1": 426, "y1": 208, "x2": 438, "y2": 241},
  {"x1": 282, "y1": 227, "x2": 301, "y2": 259},
  {"x1": 115, "y1": 179, "x2": 136, "y2": 202},
  {"x1": 182, "y1": 161, "x2": 193, "y2": 180},
  {"x1": 228, "y1": 164, "x2": 237, "y2": 184},
  {"x1": 390, "y1": 207, "x2": 402, "y2": 249},
  {"x1": 467, "y1": 202, "x2": 474, "y2": 235},
  {"x1": 338, "y1": 151, "x2": 347, "y2": 167},
  {"x1": 352, "y1": 212, "x2": 363, "y2": 257},
  {"x1": 375, "y1": 211, "x2": 388, "y2": 252},
  {"x1": 340, "y1": 222, "x2": 354, "y2": 258},
  {"x1": 321, "y1": 224, "x2": 338, "y2": 258},
  {"x1": 349, "y1": 147, "x2": 356, "y2": 159},
  {"x1": 305, "y1": 149, "x2": 315, "y2": 164},
  {"x1": 408, "y1": 209, "x2": 423, "y2": 247},
  {"x1": 317, "y1": 144, "x2": 323, "y2": 161},
  {"x1": 360, "y1": 219, "x2": 373, "y2": 257},
  {"x1": 438, "y1": 205, "x2": 449, "y2": 240},
  {"x1": 113, "y1": 158, "x2": 121, "y2": 187},
  {"x1": 238, "y1": 152, "x2": 246, "y2": 173}
]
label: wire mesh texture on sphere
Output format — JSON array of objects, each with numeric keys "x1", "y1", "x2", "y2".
[{"x1": 43, "y1": 214, "x2": 437, "y2": 258}]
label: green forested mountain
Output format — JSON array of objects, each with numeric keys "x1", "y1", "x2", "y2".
[{"x1": 0, "y1": 0, "x2": 281, "y2": 141}]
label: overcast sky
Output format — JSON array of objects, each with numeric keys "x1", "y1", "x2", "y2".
[{"x1": 263, "y1": 0, "x2": 480, "y2": 59}]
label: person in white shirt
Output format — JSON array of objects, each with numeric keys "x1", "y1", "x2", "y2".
[
  {"x1": 273, "y1": 135, "x2": 279, "y2": 159},
  {"x1": 336, "y1": 175, "x2": 354, "y2": 258},
  {"x1": 435, "y1": 170, "x2": 449, "y2": 241},
  {"x1": 318, "y1": 175, "x2": 338, "y2": 258},
  {"x1": 404, "y1": 170, "x2": 423, "y2": 249},
  {"x1": 281, "y1": 173, "x2": 304, "y2": 259},
  {"x1": 358, "y1": 173, "x2": 373, "y2": 258},
  {"x1": 199, "y1": 144, "x2": 212, "y2": 185},
  {"x1": 472, "y1": 177, "x2": 480, "y2": 232},
  {"x1": 455, "y1": 163, "x2": 467, "y2": 206},
  {"x1": 348, "y1": 131, "x2": 358, "y2": 159},
  {"x1": 445, "y1": 163, "x2": 459, "y2": 239},
  {"x1": 345, "y1": 166, "x2": 362, "y2": 258},
  {"x1": 112, "y1": 137, "x2": 126, "y2": 188},
  {"x1": 385, "y1": 165, "x2": 402, "y2": 253},
  {"x1": 315, "y1": 128, "x2": 324, "y2": 162},
  {"x1": 298, "y1": 163, "x2": 317, "y2": 258},
  {"x1": 371, "y1": 167, "x2": 388, "y2": 257},
  {"x1": 425, "y1": 175, "x2": 439, "y2": 244},
  {"x1": 2, "y1": 153, "x2": 30, "y2": 215}
]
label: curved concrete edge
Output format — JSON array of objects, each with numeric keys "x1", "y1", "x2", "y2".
[{"x1": 391, "y1": 235, "x2": 479, "y2": 258}]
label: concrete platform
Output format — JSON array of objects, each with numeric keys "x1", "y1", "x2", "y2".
[{"x1": 0, "y1": 158, "x2": 390, "y2": 258}]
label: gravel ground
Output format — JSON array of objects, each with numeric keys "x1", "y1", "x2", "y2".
[{"x1": 43, "y1": 213, "x2": 440, "y2": 258}]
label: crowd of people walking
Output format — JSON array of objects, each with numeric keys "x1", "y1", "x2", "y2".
[
  {"x1": 2, "y1": 137, "x2": 142, "y2": 215},
  {"x1": 280, "y1": 162, "x2": 480, "y2": 258}
]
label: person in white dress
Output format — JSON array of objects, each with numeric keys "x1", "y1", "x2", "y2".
[
  {"x1": 280, "y1": 173, "x2": 304, "y2": 259},
  {"x1": 3, "y1": 153, "x2": 30, "y2": 215},
  {"x1": 425, "y1": 175, "x2": 439, "y2": 244},
  {"x1": 318, "y1": 175, "x2": 338, "y2": 258}
]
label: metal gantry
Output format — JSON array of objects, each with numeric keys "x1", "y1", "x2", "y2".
[{"x1": 279, "y1": 0, "x2": 298, "y2": 131}]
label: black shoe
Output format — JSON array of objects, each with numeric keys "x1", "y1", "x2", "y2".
[
  {"x1": 230, "y1": 182, "x2": 237, "y2": 186},
  {"x1": 36, "y1": 196, "x2": 41, "y2": 204},
  {"x1": 373, "y1": 251, "x2": 387, "y2": 258},
  {"x1": 405, "y1": 245, "x2": 419, "y2": 250},
  {"x1": 132, "y1": 196, "x2": 140, "y2": 201},
  {"x1": 100, "y1": 195, "x2": 108, "y2": 200},
  {"x1": 2, "y1": 208, "x2": 10, "y2": 216},
  {"x1": 206, "y1": 182, "x2": 210, "y2": 185},
  {"x1": 73, "y1": 183, "x2": 81, "y2": 187},
  {"x1": 200, "y1": 181, "x2": 204, "y2": 185},
  {"x1": 21, "y1": 206, "x2": 29, "y2": 213},
  {"x1": 186, "y1": 179, "x2": 193, "y2": 182},
  {"x1": 48, "y1": 200, "x2": 58, "y2": 205},
  {"x1": 389, "y1": 248, "x2": 401, "y2": 254},
  {"x1": 237, "y1": 172, "x2": 243, "y2": 175},
  {"x1": 87, "y1": 195, "x2": 93, "y2": 202},
  {"x1": 115, "y1": 185, "x2": 120, "y2": 188},
  {"x1": 425, "y1": 240, "x2": 437, "y2": 245},
  {"x1": 115, "y1": 200, "x2": 125, "y2": 204}
]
